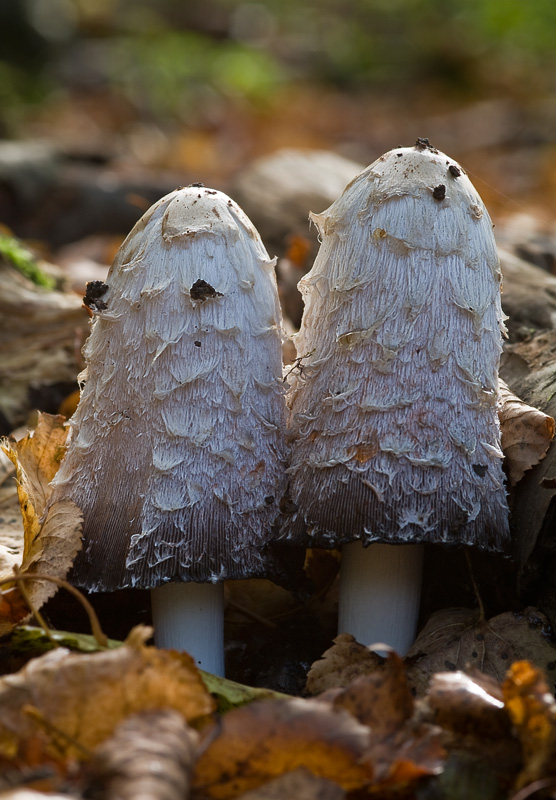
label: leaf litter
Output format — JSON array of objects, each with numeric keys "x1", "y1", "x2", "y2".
[{"x1": 2, "y1": 413, "x2": 556, "y2": 798}]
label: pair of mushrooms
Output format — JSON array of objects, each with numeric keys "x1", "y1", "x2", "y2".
[{"x1": 49, "y1": 141, "x2": 510, "y2": 676}]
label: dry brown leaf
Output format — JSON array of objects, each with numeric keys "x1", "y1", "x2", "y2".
[
  {"x1": 237, "y1": 768, "x2": 346, "y2": 800},
  {"x1": 225, "y1": 579, "x2": 297, "y2": 625},
  {"x1": 502, "y1": 661, "x2": 556, "y2": 789},
  {"x1": 193, "y1": 698, "x2": 373, "y2": 799},
  {"x1": 331, "y1": 650, "x2": 413, "y2": 735},
  {"x1": 425, "y1": 672, "x2": 522, "y2": 794},
  {"x1": 0, "y1": 416, "x2": 82, "y2": 635},
  {"x1": 406, "y1": 607, "x2": 556, "y2": 695},
  {"x1": 499, "y1": 380, "x2": 555, "y2": 485},
  {"x1": 330, "y1": 655, "x2": 445, "y2": 789},
  {"x1": 0, "y1": 626, "x2": 215, "y2": 759},
  {"x1": 427, "y1": 671, "x2": 511, "y2": 739},
  {"x1": 306, "y1": 633, "x2": 384, "y2": 695},
  {"x1": 426, "y1": 671, "x2": 521, "y2": 797}
]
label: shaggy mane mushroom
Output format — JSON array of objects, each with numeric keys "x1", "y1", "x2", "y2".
[
  {"x1": 282, "y1": 139, "x2": 510, "y2": 655},
  {"x1": 49, "y1": 185, "x2": 289, "y2": 675}
]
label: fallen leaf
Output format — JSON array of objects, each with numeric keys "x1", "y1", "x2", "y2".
[
  {"x1": 200, "y1": 671, "x2": 289, "y2": 714},
  {"x1": 331, "y1": 655, "x2": 445, "y2": 789},
  {"x1": 502, "y1": 660, "x2": 556, "y2": 788},
  {"x1": 306, "y1": 633, "x2": 384, "y2": 694},
  {"x1": 193, "y1": 698, "x2": 373, "y2": 799},
  {"x1": 236, "y1": 767, "x2": 345, "y2": 800},
  {"x1": 427, "y1": 671, "x2": 510, "y2": 739},
  {"x1": 83, "y1": 710, "x2": 198, "y2": 800},
  {"x1": 0, "y1": 626, "x2": 215, "y2": 759},
  {"x1": 0, "y1": 416, "x2": 82, "y2": 635},
  {"x1": 406, "y1": 607, "x2": 556, "y2": 695},
  {"x1": 5, "y1": 625, "x2": 288, "y2": 715},
  {"x1": 331, "y1": 650, "x2": 413, "y2": 734},
  {"x1": 499, "y1": 380, "x2": 555, "y2": 485},
  {"x1": 7, "y1": 414, "x2": 69, "y2": 520},
  {"x1": 225, "y1": 579, "x2": 297, "y2": 626}
]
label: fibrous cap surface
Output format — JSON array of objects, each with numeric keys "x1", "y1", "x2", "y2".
[
  {"x1": 283, "y1": 142, "x2": 510, "y2": 551},
  {"x1": 50, "y1": 186, "x2": 289, "y2": 590}
]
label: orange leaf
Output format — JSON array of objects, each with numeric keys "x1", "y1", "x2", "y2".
[
  {"x1": 502, "y1": 660, "x2": 556, "y2": 788},
  {"x1": 193, "y1": 698, "x2": 373, "y2": 799}
]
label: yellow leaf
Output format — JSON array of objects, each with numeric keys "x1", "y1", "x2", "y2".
[
  {"x1": 0, "y1": 415, "x2": 82, "y2": 635},
  {"x1": 11, "y1": 414, "x2": 68, "y2": 516},
  {"x1": 502, "y1": 660, "x2": 556, "y2": 788}
]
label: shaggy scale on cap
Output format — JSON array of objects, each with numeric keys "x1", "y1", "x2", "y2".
[
  {"x1": 50, "y1": 186, "x2": 288, "y2": 591},
  {"x1": 283, "y1": 142, "x2": 510, "y2": 552}
]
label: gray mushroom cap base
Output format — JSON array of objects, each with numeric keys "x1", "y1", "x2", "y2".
[
  {"x1": 49, "y1": 186, "x2": 291, "y2": 592},
  {"x1": 282, "y1": 142, "x2": 510, "y2": 553}
]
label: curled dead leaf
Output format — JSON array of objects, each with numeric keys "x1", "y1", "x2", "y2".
[
  {"x1": 306, "y1": 633, "x2": 384, "y2": 695},
  {"x1": 0, "y1": 631, "x2": 214, "y2": 759},
  {"x1": 499, "y1": 380, "x2": 555, "y2": 485},
  {"x1": 193, "y1": 698, "x2": 373, "y2": 799}
]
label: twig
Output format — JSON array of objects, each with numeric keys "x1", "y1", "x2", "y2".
[
  {"x1": 283, "y1": 348, "x2": 316, "y2": 381},
  {"x1": 226, "y1": 600, "x2": 278, "y2": 629},
  {"x1": 464, "y1": 547, "x2": 486, "y2": 622},
  {"x1": 13, "y1": 567, "x2": 57, "y2": 644},
  {"x1": 510, "y1": 778, "x2": 556, "y2": 800},
  {"x1": 0, "y1": 572, "x2": 108, "y2": 647}
]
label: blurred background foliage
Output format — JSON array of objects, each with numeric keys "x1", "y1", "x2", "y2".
[
  {"x1": 2, "y1": 0, "x2": 556, "y2": 126},
  {"x1": 1, "y1": 0, "x2": 556, "y2": 218}
]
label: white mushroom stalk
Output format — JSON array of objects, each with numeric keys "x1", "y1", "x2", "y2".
[
  {"x1": 283, "y1": 139, "x2": 510, "y2": 655},
  {"x1": 49, "y1": 185, "x2": 288, "y2": 676}
]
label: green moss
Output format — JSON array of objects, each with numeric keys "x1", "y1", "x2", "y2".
[
  {"x1": 0, "y1": 234, "x2": 56, "y2": 290},
  {"x1": 13, "y1": 626, "x2": 121, "y2": 654},
  {"x1": 10, "y1": 627, "x2": 289, "y2": 713}
]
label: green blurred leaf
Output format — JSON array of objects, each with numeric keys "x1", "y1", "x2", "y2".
[{"x1": 0, "y1": 235, "x2": 56, "y2": 290}]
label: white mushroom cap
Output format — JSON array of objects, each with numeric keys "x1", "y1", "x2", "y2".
[
  {"x1": 50, "y1": 186, "x2": 288, "y2": 590},
  {"x1": 283, "y1": 141, "x2": 510, "y2": 551}
]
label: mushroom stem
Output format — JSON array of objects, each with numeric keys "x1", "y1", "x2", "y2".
[
  {"x1": 151, "y1": 583, "x2": 225, "y2": 676},
  {"x1": 338, "y1": 542, "x2": 424, "y2": 656}
]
